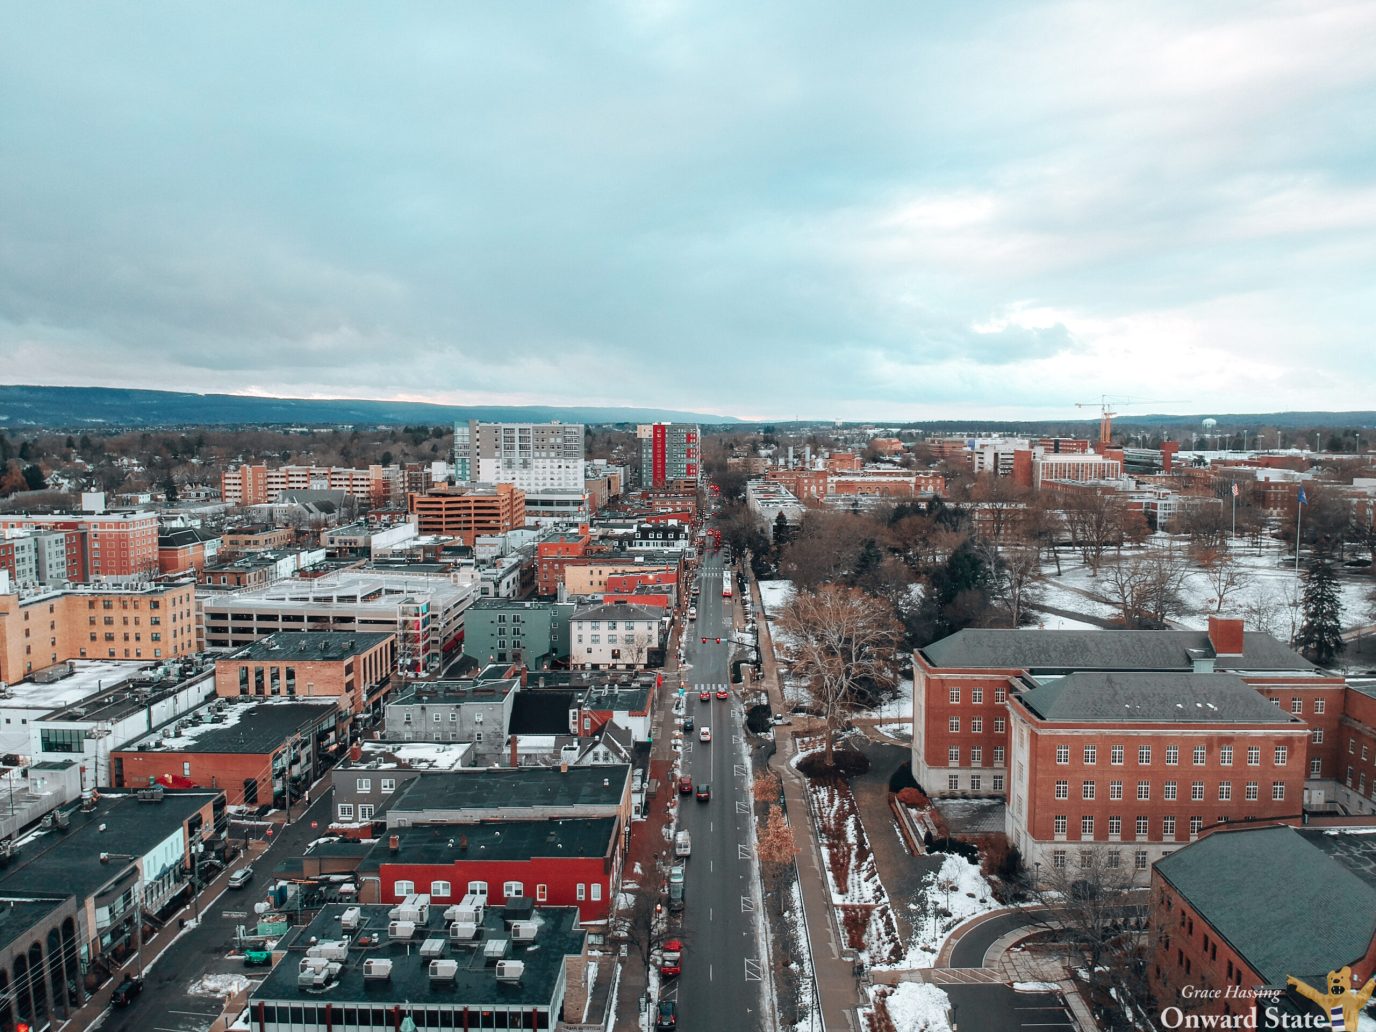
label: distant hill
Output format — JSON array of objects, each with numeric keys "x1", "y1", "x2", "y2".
[{"x1": 0, "y1": 385, "x2": 739, "y2": 429}]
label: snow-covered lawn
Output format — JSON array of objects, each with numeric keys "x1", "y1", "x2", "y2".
[
  {"x1": 867, "y1": 981, "x2": 952, "y2": 1032},
  {"x1": 758, "y1": 579, "x2": 796, "y2": 615},
  {"x1": 877, "y1": 853, "x2": 999, "y2": 971}
]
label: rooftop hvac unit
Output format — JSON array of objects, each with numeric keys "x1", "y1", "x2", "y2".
[
  {"x1": 453, "y1": 903, "x2": 482, "y2": 925},
  {"x1": 495, "y1": 960, "x2": 524, "y2": 983},
  {"x1": 300, "y1": 956, "x2": 330, "y2": 973},
  {"x1": 510, "y1": 921, "x2": 537, "y2": 943},
  {"x1": 387, "y1": 920, "x2": 416, "y2": 941},
  {"x1": 340, "y1": 907, "x2": 362, "y2": 931},
  {"x1": 442, "y1": 904, "x2": 465, "y2": 922},
  {"x1": 307, "y1": 940, "x2": 349, "y2": 962},
  {"x1": 419, "y1": 938, "x2": 446, "y2": 958},
  {"x1": 428, "y1": 959, "x2": 459, "y2": 982},
  {"x1": 448, "y1": 921, "x2": 478, "y2": 942},
  {"x1": 362, "y1": 958, "x2": 392, "y2": 981},
  {"x1": 482, "y1": 938, "x2": 509, "y2": 963}
]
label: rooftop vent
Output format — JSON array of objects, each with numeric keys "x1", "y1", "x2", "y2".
[
  {"x1": 495, "y1": 960, "x2": 525, "y2": 982},
  {"x1": 428, "y1": 959, "x2": 459, "y2": 982},
  {"x1": 362, "y1": 958, "x2": 392, "y2": 981}
]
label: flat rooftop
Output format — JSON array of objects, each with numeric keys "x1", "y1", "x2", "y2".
[
  {"x1": 1, "y1": 661, "x2": 144, "y2": 712},
  {"x1": 226, "y1": 632, "x2": 394, "y2": 663},
  {"x1": 360, "y1": 817, "x2": 615, "y2": 870},
  {"x1": 344, "y1": 741, "x2": 472, "y2": 772},
  {"x1": 0, "y1": 897, "x2": 67, "y2": 950},
  {"x1": 1017, "y1": 672, "x2": 1303, "y2": 724},
  {"x1": 388, "y1": 765, "x2": 629, "y2": 815},
  {"x1": 124, "y1": 700, "x2": 338, "y2": 754},
  {"x1": 251, "y1": 903, "x2": 584, "y2": 1010},
  {"x1": 389, "y1": 679, "x2": 518, "y2": 707}
]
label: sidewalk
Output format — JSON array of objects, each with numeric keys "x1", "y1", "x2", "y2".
[{"x1": 749, "y1": 571, "x2": 865, "y2": 1032}]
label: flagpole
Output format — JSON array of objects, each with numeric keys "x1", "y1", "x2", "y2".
[
  {"x1": 1295, "y1": 497, "x2": 1303, "y2": 574},
  {"x1": 1231, "y1": 491, "x2": 1236, "y2": 542}
]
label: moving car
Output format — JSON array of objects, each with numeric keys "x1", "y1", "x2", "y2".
[
  {"x1": 695, "y1": 783, "x2": 711, "y2": 802},
  {"x1": 688, "y1": 606, "x2": 697, "y2": 620},
  {"x1": 112, "y1": 975, "x2": 143, "y2": 1006},
  {"x1": 716, "y1": 688, "x2": 729, "y2": 700},
  {"x1": 683, "y1": 717, "x2": 694, "y2": 733},
  {"x1": 674, "y1": 831, "x2": 691, "y2": 857},
  {"x1": 656, "y1": 999, "x2": 679, "y2": 1029},
  {"x1": 699, "y1": 727, "x2": 711, "y2": 742},
  {"x1": 677, "y1": 775, "x2": 693, "y2": 794},
  {"x1": 722, "y1": 584, "x2": 733, "y2": 599},
  {"x1": 228, "y1": 866, "x2": 254, "y2": 889},
  {"x1": 699, "y1": 690, "x2": 711, "y2": 702}
]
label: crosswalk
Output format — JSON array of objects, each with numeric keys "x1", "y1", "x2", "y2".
[{"x1": 691, "y1": 683, "x2": 730, "y2": 693}]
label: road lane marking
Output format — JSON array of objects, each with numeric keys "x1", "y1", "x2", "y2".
[
  {"x1": 740, "y1": 896, "x2": 755, "y2": 912},
  {"x1": 738, "y1": 844, "x2": 750, "y2": 859},
  {"x1": 736, "y1": 800, "x2": 749, "y2": 813},
  {"x1": 744, "y1": 959, "x2": 763, "y2": 981}
]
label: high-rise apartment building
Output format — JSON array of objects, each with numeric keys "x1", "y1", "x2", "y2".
[
  {"x1": 637, "y1": 423, "x2": 700, "y2": 488},
  {"x1": 452, "y1": 420, "x2": 585, "y2": 492},
  {"x1": 0, "y1": 511, "x2": 159, "y2": 581},
  {"x1": 220, "y1": 464, "x2": 399, "y2": 507}
]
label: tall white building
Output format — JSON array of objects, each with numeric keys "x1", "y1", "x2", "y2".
[{"x1": 453, "y1": 420, "x2": 586, "y2": 493}]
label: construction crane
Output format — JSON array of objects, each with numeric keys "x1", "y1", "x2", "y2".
[{"x1": 1076, "y1": 396, "x2": 1188, "y2": 448}]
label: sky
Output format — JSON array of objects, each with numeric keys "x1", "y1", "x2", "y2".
[{"x1": 3, "y1": 2, "x2": 1375, "y2": 423}]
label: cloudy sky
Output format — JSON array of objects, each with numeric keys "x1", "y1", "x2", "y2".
[{"x1": 3, "y1": 2, "x2": 1375, "y2": 422}]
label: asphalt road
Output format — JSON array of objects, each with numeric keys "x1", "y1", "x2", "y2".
[
  {"x1": 945, "y1": 983, "x2": 1075, "y2": 1032},
  {"x1": 94, "y1": 790, "x2": 336, "y2": 1032},
  {"x1": 661, "y1": 550, "x2": 766, "y2": 1032}
]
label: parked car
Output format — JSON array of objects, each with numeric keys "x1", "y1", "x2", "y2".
[
  {"x1": 688, "y1": 606, "x2": 697, "y2": 620},
  {"x1": 660, "y1": 939, "x2": 683, "y2": 978},
  {"x1": 112, "y1": 975, "x2": 143, "y2": 1007},
  {"x1": 695, "y1": 783, "x2": 711, "y2": 802},
  {"x1": 678, "y1": 776, "x2": 693, "y2": 794},
  {"x1": 699, "y1": 727, "x2": 711, "y2": 742},
  {"x1": 716, "y1": 688, "x2": 729, "y2": 700},
  {"x1": 243, "y1": 948, "x2": 273, "y2": 967},
  {"x1": 683, "y1": 717, "x2": 694, "y2": 733},
  {"x1": 656, "y1": 1000, "x2": 679, "y2": 1029},
  {"x1": 228, "y1": 866, "x2": 254, "y2": 889}
]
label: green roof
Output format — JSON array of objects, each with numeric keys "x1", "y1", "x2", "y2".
[
  {"x1": 1156, "y1": 825, "x2": 1376, "y2": 984},
  {"x1": 1018, "y1": 672, "x2": 1298, "y2": 724}
]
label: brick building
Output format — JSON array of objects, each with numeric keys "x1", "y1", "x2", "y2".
[
  {"x1": 215, "y1": 631, "x2": 396, "y2": 717},
  {"x1": 535, "y1": 528, "x2": 590, "y2": 595},
  {"x1": 0, "y1": 580, "x2": 197, "y2": 682},
  {"x1": 0, "y1": 510, "x2": 159, "y2": 581},
  {"x1": 1006, "y1": 670, "x2": 1309, "y2": 880},
  {"x1": 157, "y1": 526, "x2": 220, "y2": 576},
  {"x1": 220, "y1": 463, "x2": 399, "y2": 507},
  {"x1": 220, "y1": 524, "x2": 294, "y2": 555},
  {"x1": 407, "y1": 483, "x2": 526, "y2": 546},
  {"x1": 1150, "y1": 823, "x2": 1376, "y2": 1026}
]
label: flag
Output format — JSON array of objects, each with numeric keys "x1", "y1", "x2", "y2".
[
  {"x1": 1231, "y1": 482, "x2": 1239, "y2": 498},
  {"x1": 1298, "y1": 486, "x2": 1308, "y2": 505}
]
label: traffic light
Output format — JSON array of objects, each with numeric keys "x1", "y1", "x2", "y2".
[
  {"x1": 701, "y1": 637, "x2": 707, "y2": 644},
  {"x1": 715, "y1": 637, "x2": 721, "y2": 644}
]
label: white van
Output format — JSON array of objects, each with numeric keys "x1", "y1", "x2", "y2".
[{"x1": 674, "y1": 830, "x2": 692, "y2": 858}]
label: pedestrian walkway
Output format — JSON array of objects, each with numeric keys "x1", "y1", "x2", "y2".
[{"x1": 749, "y1": 572, "x2": 866, "y2": 1032}]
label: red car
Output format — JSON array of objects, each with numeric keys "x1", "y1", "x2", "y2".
[
  {"x1": 699, "y1": 690, "x2": 710, "y2": 702},
  {"x1": 677, "y1": 776, "x2": 693, "y2": 794},
  {"x1": 716, "y1": 689, "x2": 729, "y2": 700},
  {"x1": 660, "y1": 939, "x2": 683, "y2": 978}
]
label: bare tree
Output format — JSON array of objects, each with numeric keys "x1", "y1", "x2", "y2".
[
  {"x1": 777, "y1": 585, "x2": 903, "y2": 768},
  {"x1": 1103, "y1": 548, "x2": 1190, "y2": 628},
  {"x1": 1196, "y1": 548, "x2": 1251, "y2": 613},
  {"x1": 1060, "y1": 488, "x2": 1133, "y2": 573},
  {"x1": 985, "y1": 541, "x2": 1044, "y2": 627}
]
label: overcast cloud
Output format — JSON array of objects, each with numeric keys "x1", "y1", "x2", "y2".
[{"x1": 3, "y1": 1, "x2": 1375, "y2": 421}]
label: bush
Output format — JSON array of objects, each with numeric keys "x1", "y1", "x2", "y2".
[
  {"x1": 887, "y1": 761, "x2": 921, "y2": 794},
  {"x1": 895, "y1": 786, "x2": 931, "y2": 809},
  {"x1": 927, "y1": 837, "x2": 981, "y2": 864},
  {"x1": 797, "y1": 749, "x2": 871, "y2": 778},
  {"x1": 745, "y1": 704, "x2": 772, "y2": 734}
]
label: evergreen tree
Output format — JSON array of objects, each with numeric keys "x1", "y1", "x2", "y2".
[
  {"x1": 161, "y1": 474, "x2": 179, "y2": 503},
  {"x1": 21, "y1": 464, "x2": 46, "y2": 492},
  {"x1": 772, "y1": 511, "x2": 793, "y2": 548},
  {"x1": 852, "y1": 537, "x2": 884, "y2": 583},
  {"x1": 18, "y1": 440, "x2": 32, "y2": 462},
  {"x1": 1295, "y1": 559, "x2": 1345, "y2": 664}
]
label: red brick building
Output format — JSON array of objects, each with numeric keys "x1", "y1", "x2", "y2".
[
  {"x1": 1006, "y1": 670, "x2": 1309, "y2": 880},
  {"x1": 536, "y1": 528, "x2": 590, "y2": 595},
  {"x1": 408, "y1": 483, "x2": 526, "y2": 546},
  {"x1": 362, "y1": 818, "x2": 618, "y2": 924},
  {"x1": 215, "y1": 631, "x2": 396, "y2": 717},
  {"x1": 0, "y1": 511, "x2": 158, "y2": 580},
  {"x1": 1150, "y1": 823, "x2": 1376, "y2": 1026}
]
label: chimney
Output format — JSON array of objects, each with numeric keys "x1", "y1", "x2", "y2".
[
  {"x1": 458, "y1": 835, "x2": 468, "y2": 852},
  {"x1": 388, "y1": 834, "x2": 400, "y2": 853},
  {"x1": 560, "y1": 762, "x2": 569, "y2": 774},
  {"x1": 1207, "y1": 616, "x2": 1245, "y2": 657},
  {"x1": 350, "y1": 744, "x2": 363, "y2": 763},
  {"x1": 509, "y1": 736, "x2": 519, "y2": 767}
]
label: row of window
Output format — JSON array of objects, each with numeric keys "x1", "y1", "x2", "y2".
[
  {"x1": 947, "y1": 773, "x2": 1005, "y2": 792},
  {"x1": 946, "y1": 687, "x2": 1006, "y2": 705},
  {"x1": 946, "y1": 717, "x2": 1006, "y2": 734},
  {"x1": 336, "y1": 804, "x2": 376, "y2": 821},
  {"x1": 1049, "y1": 848, "x2": 1151, "y2": 870},
  {"x1": 353, "y1": 778, "x2": 397, "y2": 793},
  {"x1": 947, "y1": 747, "x2": 1006, "y2": 766},
  {"x1": 389, "y1": 878, "x2": 599, "y2": 902},
  {"x1": 1052, "y1": 779, "x2": 1278, "y2": 801},
  {"x1": 1053, "y1": 813, "x2": 1255, "y2": 839},
  {"x1": 1054, "y1": 744, "x2": 1292, "y2": 767},
  {"x1": 255, "y1": 1003, "x2": 551, "y2": 1031}
]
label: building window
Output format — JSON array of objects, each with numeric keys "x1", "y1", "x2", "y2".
[
  {"x1": 1052, "y1": 850, "x2": 1066, "y2": 869},
  {"x1": 1310, "y1": 758, "x2": 1322, "y2": 777},
  {"x1": 1291, "y1": 697, "x2": 1302, "y2": 713},
  {"x1": 590, "y1": 883, "x2": 602, "y2": 901},
  {"x1": 1083, "y1": 781, "x2": 1096, "y2": 801},
  {"x1": 948, "y1": 747, "x2": 960, "y2": 766},
  {"x1": 504, "y1": 881, "x2": 524, "y2": 898},
  {"x1": 1135, "y1": 850, "x2": 1149, "y2": 871},
  {"x1": 1056, "y1": 746, "x2": 1070, "y2": 765},
  {"x1": 467, "y1": 881, "x2": 488, "y2": 896},
  {"x1": 970, "y1": 775, "x2": 982, "y2": 791},
  {"x1": 1218, "y1": 781, "x2": 1232, "y2": 801},
  {"x1": 1189, "y1": 816, "x2": 1204, "y2": 836},
  {"x1": 1272, "y1": 782, "x2": 1286, "y2": 801},
  {"x1": 381, "y1": 778, "x2": 396, "y2": 792},
  {"x1": 949, "y1": 687, "x2": 960, "y2": 704},
  {"x1": 1106, "y1": 850, "x2": 1121, "y2": 869},
  {"x1": 1312, "y1": 729, "x2": 1324, "y2": 744},
  {"x1": 1108, "y1": 816, "x2": 1122, "y2": 837},
  {"x1": 947, "y1": 774, "x2": 960, "y2": 791},
  {"x1": 1083, "y1": 746, "x2": 1097, "y2": 765},
  {"x1": 1137, "y1": 781, "x2": 1150, "y2": 801},
  {"x1": 1165, "y1": 746, "x2": 1178, "y2": 766},
  {"x1": 949, "y1": 717, "x2": 960, "y2": 733},
  {"x1": 1247, "y1": 746, "x2": 1260, "y2": 766},
  {"x1": 1054, "y1": 815, "x2": 1068, "y2": 836},
  {"x1": 1315, "y1": 698, "x2": 1326, "y2": 714},
  {"x1": 1055, "y1": 780, "x2": 1069, "y2": 800},
  {"x1": 1138, "y1": 746, "x2": 1152, "y2": 765},
  {"x1": 994, "y1": 718, "x2": 1005, "y2": 733},
  {"x1": 357, "y1": 778, "x2": 372, "y2": 793},
  {"x1": 1190, "y1": 781, "x2": 1204, "y2": 802},
  {"x1": 970, "y1": 747, "x2": 983, "y2": 766},
  {"x1": 576, "y1": 884, "x2": 586, "y2": 901},
  {"x1": 1110, "y1": 780, "x2": 1123, "y2": 800},
  {"x1": 993, "y1": 747, "x2": 1005, "y2": 765},
  {"x1": 995, "y1": 687, "x2": 1006, "y2": 704},
  {"x1": 536, "y1": 884, "x2": 548, "y2": 902},
  {"x1": 1136, "y1": 816, "x2": 1149, "y2": 839},
  {"x1": 1245, "y1": 781, "x2": 1259, "y2": 800},
  {"x1": 992, "y1": 775, "x2": 1004, "y2": 792},
  {"x1": 971, "y1": 718, "x2": 983, "y2": 733},
  {"x1": 358, "y1": 804, "x2": 374, "y2": 820},
  {"x1": 1164, "y1": 781, "x2": 1177, "y2": 801},
  {"x1": 1163, "y1": 815, "x2": 1176, "y2": 838},
  {"x1": 394, "y1": 881, "x2": 415, "y2": 896},
  {"x1": 1111, "y1": 745, "x2": 1124, "y2": 765},
  {"x1": 972, "y1": 687, "x2": 984, "y2": 704},
  {"x1": 1193, "y1": 746, "x2": 1206, "y2": 765},
  {"x1": 1081, "y1": 816, "x2": 1095, "y2": 838},
  {"x1": 1274, "y1": 746, "x2": 1288, "y2": 766},
  {"x1": 431, "y1": 881, "x2": 451, "y2": 898},
  {"x1": 1219, "y1": 746, "x2": 1233, "y2": 766}
]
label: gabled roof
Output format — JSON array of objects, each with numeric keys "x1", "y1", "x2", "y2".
[
  {"x1": 921, "y1": 629, "x2": 1313, "y2": 673},
  {"x1": 1156, "y1": 825, "x2": 1376, "y2": 984},
  {"x1": 571, "y1": 602, "x2": 658, "y2": 622},
  {"x1": 1017, "y1": 672, "x2": 1300, "y2": 724}
]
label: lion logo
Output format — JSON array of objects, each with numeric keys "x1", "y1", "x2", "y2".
[{"x1": 1286, "y1": 966, "x2": 1376, "y2": 1031}]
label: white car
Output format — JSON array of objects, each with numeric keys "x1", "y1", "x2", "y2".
[
  {"x1": 688, "y1": 606, "x2": 697, "y2": 620},
  {"x1": 699, "y1": 727, "x2": 711, "y2": 743}
]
